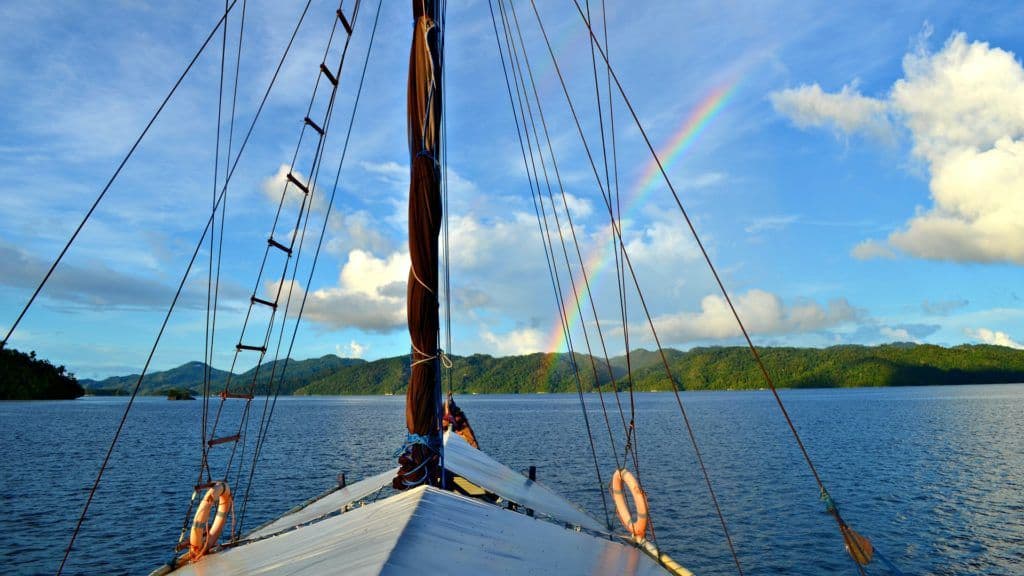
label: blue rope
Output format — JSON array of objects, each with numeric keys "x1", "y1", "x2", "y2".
[
  {"x1": 394, "y1": 433, "x2": 441, "y2": 487},
  {"x1": 393, "y1": 433, "x2": 439, "y2": 458},
  {"x1": 874, "y1": 549, "x2": 906, "y2": 576}
]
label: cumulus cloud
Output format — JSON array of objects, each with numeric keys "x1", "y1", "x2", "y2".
[
  {"x1": 361, "y1": 161, "x2": 407, "y2": 192},
  {"x1": 851, "y1": 239, "x2": 896, "y2": 260},
  {"x1": 880, "y1": 323, "x2": 940, "y2": 342},
  {"x1": 646, "y1": 289, "x2": 860, "y2": 342},
  {"x1": 262, "y1": 164, "x2": 313, "y2": 208},
  {"x1": 561, "y1": 193, "x2": 593, "y2": 219},
  {"x1": 274, "y1": 249, "x2": 409, "y2": 332},
  {"x1": 966, "y1": 327, "x2": 1024, "y2": 349},
  {"x1": 774, "y1": 32, "x2": 1024, "y2": 264},
  {"x1": 770, "y1": 82, "x2": 895, "y2": 142},
  {"x1": 480, "y1": 327, "x2": 546, "y2": 355},
  {"x1": 337, "y1": 340, "x2": 367, "y2": 358},
  {"x1": 326, "y1": 209, "x2": 394, "y2": 255}
]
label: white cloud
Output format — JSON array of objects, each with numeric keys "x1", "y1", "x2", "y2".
[
  {"x1": 361, "y1": 161, "x2": 407, "y2": 191},
  {"x1": 480, "y1": 327, "x2": 546, "y2": 355},
  {"x1": 562, "y1": 193, "x2": 593, "y2": 218},
  {"x1": 647, "y1": 289, "x2": 859, "y2": 342},
  {"x1": 851, "y1": 239, "x2": 896, "y2": 260},
  {"x1": 880, "y1": 326, "x2": 911, "y2": 341},
  {"x1": 273, "y1": 249, "x2": 409, "y2": 333},
  {"x1": 326, "y1": 209, "x2": 394, "y2": 255},
  {"x1": 770, "y1": 82, "x2": 895, "y2": 142},
  {"x1": 623, "y1": 218, "x2": 701, "y2": 269},
  {"x1": 776, "y1": 33, "x2": 1024, "y2": 264},
  {"x1": 966, "y1": 327, "x2": 1024, "y2": 349},
  {"x1": 260, "y1": 164, "x2": 331, "y2": 216},
  {"x1": 337, "y1": 340, "x2": 367, "y2": 358}
]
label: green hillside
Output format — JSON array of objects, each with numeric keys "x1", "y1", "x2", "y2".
[
  {"x1": 81, "y1": 355, "x2": 365, "y2": 396},
  {"x1": 76, "y1": 343, "x2": 1024, "y2": 398},
  {"x1": 0, "y1": 347, "x2": 84, "y2": 400}
]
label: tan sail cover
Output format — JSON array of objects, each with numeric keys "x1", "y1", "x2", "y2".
[{"x1": 170, "y1": 486, "x2": 671, "y2": 575}]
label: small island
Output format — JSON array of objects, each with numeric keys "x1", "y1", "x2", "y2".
[
  {"x1": 0, "y1": 346, "x2": 84, "y2": 400},
  {"x1": 164, "y1": 388, "x2": 196, "y2": 400}
]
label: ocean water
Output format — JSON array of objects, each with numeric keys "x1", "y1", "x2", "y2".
[{"x1": 1, "y1": 385, "x2": 1022, "y2": 575}]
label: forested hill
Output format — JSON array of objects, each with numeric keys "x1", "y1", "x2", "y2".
[
  {"x1": 0, "y1": 347, "x2": 84, "y2": 400},
  {"x1": 77, "y1": 344, "x2": 1024, "y2": 397}
]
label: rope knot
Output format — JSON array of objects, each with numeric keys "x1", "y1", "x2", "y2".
[
  {"x1": 820, "y1": 490, "x2": 837, "y2": 514},
  {"x1": 393, "y1": 433, "x2": 439, "y2": 458}
]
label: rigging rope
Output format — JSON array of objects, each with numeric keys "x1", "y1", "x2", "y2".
[
  {"x1": 528, "y1": 1, "x2": 741, "y2": 570},
  {"x1": 53, "y1": 4, "x2": 257, "y2": 574},
  {"x1": 487, "y1": 0, "x2": 612, "y2": 531},
  {"x1": 3, "y1": 0, "x2": 241, "y2": 353},
  {"x1": 502, "y1": 0, "x2": 623, "y2": 467},
  {"x1": 197, "y1": 0, "x2": 350, "y2": 490},
  {"x1": 566, "y1": 1, "x2": 889, "y2": 573},
  {"x1": 202, "y1": 0, "x2": 232, "y2": 482},
  {"x1": 219, "y1": 0, "x2": 353, "y2": 527},
  {"x1": 236, "y1": 0, "x2": 382, "y2": 534}
]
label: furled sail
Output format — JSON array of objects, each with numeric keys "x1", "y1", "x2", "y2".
[{"x1": 395, "y1": 0, "x2": 443, "y2": 490}]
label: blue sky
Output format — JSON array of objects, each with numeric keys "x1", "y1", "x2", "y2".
[{"x1": 1, "y1": 1, "x2": 1022, "y2": 379}]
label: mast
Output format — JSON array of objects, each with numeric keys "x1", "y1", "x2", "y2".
[{"x1": 395, "y1": 0, "x2": 443, "y2": 489}]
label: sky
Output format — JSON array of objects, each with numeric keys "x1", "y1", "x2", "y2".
[{"x1": 0, "y1": 1, "x2": 1022, "y2": 379}]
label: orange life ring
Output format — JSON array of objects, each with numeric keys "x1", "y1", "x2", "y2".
[
  {"x1": 189, "y1": 481, "x2": 233, "y2": 559},
  {"x1": 610, "y1": 468, "x2": 648, "y2": 540}
]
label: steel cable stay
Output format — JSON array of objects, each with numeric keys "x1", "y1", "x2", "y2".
[
  {"x1": 509, "y1": 0, "x2": 647, "y2": 497},
  {"x1": 487, "y1": 0, "x2": 614, "y2": 531},
  {"x1": 528, "y1": 2, "x2": 742, "y2": 572},
  {"x1": 440, "y1": 0, "x2": 454, "y2": 398},
  {"x1": 568, "y1": 1, "x2": 894, "y2": 574},
  {"x1": 588, "y1": 0, "x2": 642, "y2": 475},
  {"x1": 499, "y1": 5, "x2": 657, "y2": 543}
]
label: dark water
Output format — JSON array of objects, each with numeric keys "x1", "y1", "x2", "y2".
[{"x1": 1, "y1": 385, "x2": 1022, "y2": 575}]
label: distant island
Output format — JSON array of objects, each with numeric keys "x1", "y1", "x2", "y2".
[
  {"x1": 71, "y1": 343, "x2": 1024, "y2": 398},
  {"x1": 164, "y1": 388, "x2": 196, "y2": 400},
  {"x1": 0, "y1": 347, "x2": 84, "y2": 400}
]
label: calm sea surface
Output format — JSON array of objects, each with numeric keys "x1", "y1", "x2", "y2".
[{"x1": 1, "y1": 385, "x2": 1022, "y2": 575}]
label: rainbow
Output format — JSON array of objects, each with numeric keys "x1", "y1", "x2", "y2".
[{"x1": 539, "y1": 80, "x2": 738, "y2": 381}]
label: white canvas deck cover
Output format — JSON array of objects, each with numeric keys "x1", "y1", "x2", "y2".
[
  {"x1": 245, "y1": 434, "x2": 605, "y2": 541},
  {"x1": 247, "y1": 467, "x2": 399, "y2": 539},
  {"x1": 442, "y1": 430, "x2": 606, "y2": 532},
  {"x1": 171, "y1": 485, "x2": 670, "y2": 575}
]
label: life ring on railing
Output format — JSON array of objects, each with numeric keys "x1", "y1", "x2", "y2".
[
  {"x1": 610, "y1": 469, "x2": 648, "y2": 540},
  {"x1": 189, "y1": 481, "x2": 233, "y2": 560}
]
